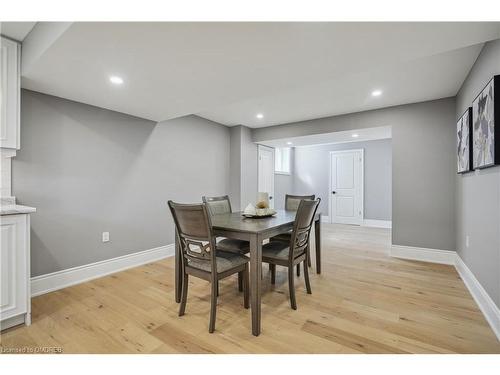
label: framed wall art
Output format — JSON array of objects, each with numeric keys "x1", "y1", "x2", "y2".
[
  {"x1": 457, "y1": 107, "x2": 473, "y2": 173},
  {"x1": 472, "y1": 75, "x2": 500, "y2": 169}
]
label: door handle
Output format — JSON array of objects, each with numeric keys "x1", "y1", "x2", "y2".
[
  {"x1": 331, "y1": 191, "x2": 336, "y2": 194},
  {"x1": 269, "y1": 196, "x2": 273, "y2": 200}
]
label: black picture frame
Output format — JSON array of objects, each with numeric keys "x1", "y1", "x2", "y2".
[
  {"x1": 472, "y1": 75, "x2": 500, "y2": 169},
  {"x1": 457, "y1": 107, "x2": 473, "y2": 174}
]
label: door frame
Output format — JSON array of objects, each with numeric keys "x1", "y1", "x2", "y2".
[
  {"x1": 328, "y1": 149, "x2": 364, "y2": 225},
  {"x1": 257, "y1": 144, "x2": 275, "y2": 208}
]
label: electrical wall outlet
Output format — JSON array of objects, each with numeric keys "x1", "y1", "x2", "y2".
[
  {"x1": 465, "y1": 235, "x2": 470, "y2": 248},
  {"x1": 102, "y1": 232, "x2": 110, "y2": 242}
]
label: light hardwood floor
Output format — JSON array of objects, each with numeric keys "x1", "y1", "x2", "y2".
[{"x1": 1, "y1": 224, "x2": 499, "y2": 353}]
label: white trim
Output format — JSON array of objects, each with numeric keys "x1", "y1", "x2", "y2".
[
  {"x1": 30, "y1": 244, "x2": 175, "y2": 297},
  {"x1": 25, "y1": 214, "x2": 31, "y2": 325},
  {"x1": 321, "y1": 215, "x2": 330, "y2": 223},
  {"x1": 329, "y1": 149, "x2": 364, "y2": 225},
  {"x1": 363, "y1": 219, "x2": 392, "y2": 229},
  {"x1": 455, "y1": 255, "x2": 500, "y2": 341},
  {"x1": 390, "y1": 244, "x2": 456, "y2": 265}
]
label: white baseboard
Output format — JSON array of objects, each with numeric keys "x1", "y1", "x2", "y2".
[
  {"x1": 455, "y1": 255, "x2": 500, "y2": 341},
  {"x1": 390, "y1": 244, "x2": 456, "y2": 265},
  {"x1": 0, "y1": 314, "x2": 26, "y2": 331},
  {"x1": 31, "y1": 244, "x2": 175, "y2": 297},
  {"x1": 321, "y1": 216, "x2": 330, "y2": 223},
  {"x1": 363, "y1": 219, "x2": 392, "y2": 229}
]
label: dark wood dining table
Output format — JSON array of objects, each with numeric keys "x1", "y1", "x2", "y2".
[{"x1": 174, "y1": 209, "x2": 321, "y2": 336}]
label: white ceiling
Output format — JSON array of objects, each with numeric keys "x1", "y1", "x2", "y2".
[
  {"x1": 17, "y1": 22, "x2": 500, "y2": 126},
  {"x1": 200, "y1": 44, "x2": 484, "y2": 127},
  {"x1": 259, "y1": 126, "x2": 392, "y2": 148},
  {"x1": 0, "y1": 22, "x2": 36, "y2": 41}
]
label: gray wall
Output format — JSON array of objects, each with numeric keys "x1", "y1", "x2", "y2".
[
  {"x1": 229, "y1": 126, "x2": 242, "y2": 210},
  {"x1": 240, "y1": 126, "x2": 258, "y2": 210},
  {"x1": 228, "y1": 125, "x2": 258, "y2": 211},
  {"x1": 14, "y1": 90, "x2": 230, "y2": 276},
  {"x1": 455, "y1": 39, "x2": 500, "y2": 308},
  {"x1": 286, "y1": 139, "x2": 392, "y2": 219},
  {"x1": 254, "y1": 98, "x2": 456, "y2": 251}
]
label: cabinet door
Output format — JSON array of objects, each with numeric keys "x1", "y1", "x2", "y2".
[
  {"x1": 0, "y1": 215, "x2": 28, "y2": 321},
  {"x1": 0, "y1": 36, "x2": 20, "y2": 149}
]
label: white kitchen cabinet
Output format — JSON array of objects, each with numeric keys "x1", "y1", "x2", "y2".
[
  {"x1": 0, "y1": 36, "x2": 21, "y2": 149},
  {"x1": 0, "y1": 213, "x2": 31, "y2": 330}
]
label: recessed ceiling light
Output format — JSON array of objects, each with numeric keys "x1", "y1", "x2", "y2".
[
  {"x1": 371, "y1": 90, "x2": 382, "y2": 97},
  {"x1": 256, "y1": 113, "x2": 264, "y2": 119},
  {"x1": 109, "y1": 76, "x2": 124, "y2": 85},
  {"x1": 286, "y1": 142, "x2": 293, "y2": 145},
  {"x1": 352, "y1": 134, "x2": 359, "y2": 138}
]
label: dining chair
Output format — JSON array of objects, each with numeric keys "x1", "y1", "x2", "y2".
[
  {"x1": 271, "y1": 194, "x2": 316, "y2": 275},
  {"x1": 262, "y1": 198, "x2": 320, "y2": 310},
  {"x1": 168, "y1": 201, "x2": 249, "y2": 333},
  {"x1": 202, "y1": 195, "x2": 250, "y2": 292}
]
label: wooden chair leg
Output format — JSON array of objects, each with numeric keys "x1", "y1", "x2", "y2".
[
  {"x1": 296, "y1": 263, "x2": 300, "y2": 277},
  {"x1": 243, "y1": 264, "x2": 249, "y2": 309},
  {"x1": 303, "y1": 260, "x2": 312, "y2": 295},
  {"x1": 179, "y1": 273, "x2": 189, "y2": 316},
  {"x1": 209, "y1": 280, "x2": 218, "y2": 333},
  {"x1": 216, "y1": 280, "x2": 219, "y2": 296},
  {"x1": 288, "y1": 266, "x2": 297, "y2": 310},
  {"x1": 238, "y1": 272, "x2": 243, "y2": 292},
  {"x1": 270, "y1": 264, "x2": 276, "y2": 285},
  {"x1": 307, "y1": 246, "x2": 312, "y2": 267}
]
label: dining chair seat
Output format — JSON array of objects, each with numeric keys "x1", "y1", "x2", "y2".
[
  {"x1": 271, "y1": 229, "x2": 312, "y2": 276},
  {"x1": 188, "y1": 251, "x2": 249, "y2": 273},
  {"x1": 216, "y1": 238, "x2": 250, "y2": 254},
  {"x1": 262, "y1": 241, "x2": 290, "y2": 262}
]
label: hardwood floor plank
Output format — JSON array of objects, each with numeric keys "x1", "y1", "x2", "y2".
[{"x1": 302, "y1": 320, "x2": 409, "y2": 354}]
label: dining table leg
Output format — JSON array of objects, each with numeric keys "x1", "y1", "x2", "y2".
[
  {"x1": 175, "y1": 228, "x2": 182, "y2": 303},
  {"x1": 249, "y1": 233, "x2": 262, "y2": 336},
  {"x1": 314, "y1": 215, "x2": 321, "y2": 274}
]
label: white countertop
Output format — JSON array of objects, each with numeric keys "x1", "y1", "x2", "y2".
[{"x1": 0, "y1": 204, "x2": 37, "y2": 216}]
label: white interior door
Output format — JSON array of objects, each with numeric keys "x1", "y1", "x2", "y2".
[
  {"x1": 258, "y1": 145, "x2": 275, "y2": 208},
  {"x1": 329, "y1": 149, "x2": 363, "y2": 225}
]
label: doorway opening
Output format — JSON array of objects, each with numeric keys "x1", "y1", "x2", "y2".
[{"x1": 257, "y1": 126, "x2": 392, "y2": 229}]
